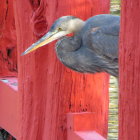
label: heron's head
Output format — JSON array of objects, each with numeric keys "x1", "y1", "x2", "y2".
[{"x1": 22, "y1": 16, "x2": 84, "y2": 55}]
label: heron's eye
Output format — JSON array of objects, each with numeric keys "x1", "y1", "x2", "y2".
[{"x1": 58, "y1": 27, "x2": 63, "y2": 31}]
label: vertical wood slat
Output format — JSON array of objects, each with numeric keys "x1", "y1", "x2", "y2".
[
  {"x1": 119, "y1": 0, "x2": 140, "y2": 139},
  {"x1": 14, "y1": 0, "x2": 110, "y2": 139},
  {"x1": 0, "y1": 0, "x2": 17, "y2": 77}
]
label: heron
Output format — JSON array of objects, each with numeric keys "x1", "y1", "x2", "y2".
[{"x1": 22, "y1": 14, "x2": 120, "y2": 77}]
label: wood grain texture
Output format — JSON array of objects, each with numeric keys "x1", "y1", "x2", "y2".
[
  {"x1": 0, "y1": 0, "x2": 17, "y2": 77},
  {"x1": 119, "y1": 0, "x2": 140, "y2": 139},
  {"x1": 14, "y1": 0, "x2": 110, "y2": 139}
]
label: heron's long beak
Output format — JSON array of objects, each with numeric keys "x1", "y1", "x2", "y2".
[{"x1": 21, "y1": 30, "x2": 70, "y2": 56}]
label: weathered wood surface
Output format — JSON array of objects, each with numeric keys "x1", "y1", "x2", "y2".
[
  {"x1": 119, "y1": 0, "x2": 140, "y2": 139},
  {"x1": 0, "y1": 0, "x2": 17, "y2": 77},
  {"x1": 0, "y1": 0, "x2": 121, "y2": 140},
  {"x1": 0, "y1": 0, "x2": 122, "y2": 140},
  {"x1": 14, "y1": 0, "x2": 110, "y2": 140}
]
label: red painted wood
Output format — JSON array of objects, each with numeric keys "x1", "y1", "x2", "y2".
[
  {"x1": 0, "y1": 78, "x2": 18, "y2": 138},
  {"x1": 14, "y1": 0, "x2": 110, "y2": 139},
  {"x1": 119, "y1": 0, "x2": 140, "y2": 139},
  {"x1": 67, "y1": 112, "x2": 106, "y2": 140},
  {"x1": 67, "y1": 112, "x2": 96, "y2": 131},
  {"x1": 0, "y1": 0, "x2": 17, "y2": 77},
  {"x1": 75, "y1": 131, "x2": 106, "y2": 140}
]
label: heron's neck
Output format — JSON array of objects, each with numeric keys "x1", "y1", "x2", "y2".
[
  {"x1": 76, "y1": 20, "x2": 85, "y2": 32},
  {"x1": 55, "y1": 33, "x2": 82, "y2": 69},
  {"x1": 56, "y1": 32, "x2": 82, "y2": 53},
  {"x1": 71, "y1": 19, "x2": 85, "y2": 33}
]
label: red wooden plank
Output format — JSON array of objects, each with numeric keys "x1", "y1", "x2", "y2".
[
  {"x1": 0, "y1": 0, "x2": 17, "y2": 77},
  {"x1": 119, "y1": 0, "x2": 140, "y2": 139},
  {"x1": 67, "y1": 112, "x2": 96, "y2": 131},
  {"x1": 75, "y1": 131, "x2": 106, "y2": 140},
  {"x1": 0, "y1": 78, "x2": 18, "y2": 138},
  {"x1": 68, "y1": 131, "x2": 106, "y2": 140},
  {"x1": 67, "y1": 112, "x2": 106, "y2": 140},
  {"x1": 14, "y1": 0, "x2": 110, "y2": 140}
]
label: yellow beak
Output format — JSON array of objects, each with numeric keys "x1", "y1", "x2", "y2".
[{"x1": 21, "y1": 30, "x2": 70, "y2": 56}]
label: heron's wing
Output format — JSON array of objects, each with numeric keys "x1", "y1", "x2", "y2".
[{"x1": 86, "y1": 24, "x2": 119, "y2": 61}]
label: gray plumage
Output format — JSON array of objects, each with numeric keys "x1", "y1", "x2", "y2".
[{"x1": 55, "y1": 14, "x2": 120, "y2": 77}]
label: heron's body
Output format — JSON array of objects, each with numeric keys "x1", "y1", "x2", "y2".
[
  {"x1": 22, "y1": 14, "x2": 120, "y2": 77},
  {"x1": 56, "y1": 15, "x2": 120, "y2": 77}
]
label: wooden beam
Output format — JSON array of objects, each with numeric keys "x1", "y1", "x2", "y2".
[
  {"x1": 67, "y1": 112, "x2": 106, "y2": 140},
  {"x1": 14, "y1": 0, "x2": 110, "y2": 139},
  {"x1": 119, "y1": 0, "x2": 140, "y2": 139},
  {"x1": 0, "y1": 0, "x2": 17, "y2": 77},
  {"x1": 0, "y1": 78, "x2": 18, "y2": 138}
]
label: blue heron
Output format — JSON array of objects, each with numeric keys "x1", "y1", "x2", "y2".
[{"x1": 22, "y1": 14, "x2": 120, "y2": 77}]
